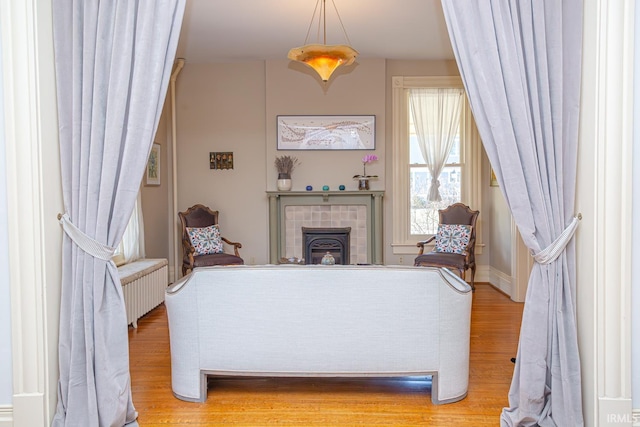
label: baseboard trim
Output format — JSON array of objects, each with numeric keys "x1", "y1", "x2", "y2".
[
  {"x1": 489, "y1": 266, "x2": 512, "y2": 296},
  {"x1": 0, "y1": 405, "x2": 13, "y2": 427},
  {"x1": 474, "y1": 264, "x2": 490, "y2": 283},
  {"x1": 634, "y1": 409, "x2": 640, "y2": 427}
]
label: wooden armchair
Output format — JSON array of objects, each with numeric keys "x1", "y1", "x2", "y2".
[
  {"x1": 414, "y1": 203, "x2": 479, "y2": 290},
  {"x1": 178, "y1": 204, "x2": 244, "y2": 276}
]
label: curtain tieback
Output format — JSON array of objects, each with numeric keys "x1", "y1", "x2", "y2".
[
  {"x1": 532, "y1": 213, "x2": 582, "y2": 265},
  {"x1": 57, "y1": 212, "x2": 116, "y2": 261}
]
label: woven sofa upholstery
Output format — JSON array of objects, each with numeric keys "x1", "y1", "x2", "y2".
[{"x1": 165, "y1": 264, "x2": 472, "y2": 405}]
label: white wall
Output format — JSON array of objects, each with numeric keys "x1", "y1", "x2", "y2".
[{"x1": 0, "y1": 26, "x2": 13, "y2": 407}]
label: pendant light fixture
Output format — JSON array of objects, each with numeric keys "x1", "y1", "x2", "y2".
[{"x1": 287, "y1": 0, "x2": 358, "y2": 82}]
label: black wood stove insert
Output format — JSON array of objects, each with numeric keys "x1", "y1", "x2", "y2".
[{"x1": 302, "y1": 227, "x2": 351, "y2": 265}]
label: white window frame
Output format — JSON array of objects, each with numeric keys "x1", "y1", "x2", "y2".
[{"x1": 391, "y1": 76, "x2": 483, "y2": 255}]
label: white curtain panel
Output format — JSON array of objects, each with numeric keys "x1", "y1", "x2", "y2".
[
  {"x1": 409, "y1": 88, "x2": 463, "y2": 202},
  {"x1": 51, "y1": 1, "x2": 185, "y2": 426},
  {"x1": 441, "y1": 1, "x2": 583, "y2": 426}
]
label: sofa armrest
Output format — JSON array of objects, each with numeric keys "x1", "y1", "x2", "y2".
[{"x1": 165, "y1": 274, "x2": 205, "y2": 401}]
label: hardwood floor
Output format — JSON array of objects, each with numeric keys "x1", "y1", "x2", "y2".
[{"x1": 129, "y1": 283, "x2": 523, "y2": 426}]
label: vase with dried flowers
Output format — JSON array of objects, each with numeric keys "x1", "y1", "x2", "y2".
[
  {"x1": 274, "y1": 155, "x2": 300, "y2": 191},
  {"x1": 353, "y1": 154, "x2": 378, "y2": 190}
]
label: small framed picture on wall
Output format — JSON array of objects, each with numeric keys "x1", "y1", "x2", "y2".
[{"x1": 146, "y1": 143, "x2": 161, "y2": 186}]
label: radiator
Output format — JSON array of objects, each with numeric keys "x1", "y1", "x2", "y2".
[{"x1": 119, "y1": 258, "x2": 168, "y2": 328}]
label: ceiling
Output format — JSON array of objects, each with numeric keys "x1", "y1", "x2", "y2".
[{"x1": 176, "y1": 0, "x2": 455, "y2": 63}]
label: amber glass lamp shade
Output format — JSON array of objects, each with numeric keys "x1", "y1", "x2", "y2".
[{"x1": 288, "y1": 43, "x2": 358, "y2": 82}]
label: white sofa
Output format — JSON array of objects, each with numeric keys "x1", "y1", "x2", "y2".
[{"x1": 165, "y1": 264, "x2": 472, "y2": 404}]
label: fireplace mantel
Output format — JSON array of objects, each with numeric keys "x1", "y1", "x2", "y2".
[{"x1": 266, "y1": 190, "x2": 384, "y2": 264}]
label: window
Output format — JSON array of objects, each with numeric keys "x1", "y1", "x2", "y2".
[
  {"x1": 392, "y1": 76, "x2": 482, "y2": 254},
  {"x1": 409, "y1": 87, "x2": 463, "y2": 235},
  {"x1": 112, "y1": 193, "x2": 145, "y2": 266}
]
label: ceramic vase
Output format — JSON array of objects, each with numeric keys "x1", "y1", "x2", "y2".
[
  {"x1": 321, "y1": 252, "x2": 335, "y2": 265},
  {"x1": 277, "y1": 173, "x2": 292, "y2": 191}
]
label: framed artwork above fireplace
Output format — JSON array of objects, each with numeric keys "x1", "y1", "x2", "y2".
[{"x1": 277, "y1": 115, "x2": 375, "y2": 150}]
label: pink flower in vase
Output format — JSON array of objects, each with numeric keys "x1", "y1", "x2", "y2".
[
  {"x1": 358, "y1": 154, "x2": 378, "y2": 178},
  {"x1": 353, "y1": 154, "x2": 378, "y2": 190}
]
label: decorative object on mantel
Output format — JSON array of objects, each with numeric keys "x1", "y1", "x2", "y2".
[
  {"x1": 287, "y1": 0, "x2": 358, "y2": 83},
  {"x1": 306, "y1": 185, "x2": 313, "y2": 191},
  {"x1": 321, "y1": 251, "x2": 336, "y2": 265},
  {"x1": 339, "y1": 185, "x2": 345, "y2": 191},
  {"x1": 322, "y1": 185, "x2": 330, "y2": 191},
  {"x1": 353, "y1": 153, "x2": 378, "y2": 190},
  {"x1": 279, "y1": 256, "x2": 305, "y2": 265},
  {"x1": 274, "y1": 155, "x2": 300, "y2": 191}
]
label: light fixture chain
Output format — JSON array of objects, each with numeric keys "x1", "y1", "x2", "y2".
[
  {"x1": 303, "y1": 0, "x2": 322, "y2": 45},
  {"x1": 330, "y1": 0, "x2": 353, "y2": 46},
  {"x1": 322, "y1": 0, "x2": 326, "y2": 44}
]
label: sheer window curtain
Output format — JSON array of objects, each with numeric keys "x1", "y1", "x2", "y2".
[
  {"x1": 441, "y1": 1, "x2": 584, "y2": 426},
  {"x1": 51, "y1": 1, "x2": 185, "y2": 426},
  {"x1": 122, "y1": 192, "x2": 146, "y2": 263},
  {"x1": 409, "y1": 88, "x2": 463, "y2": 202}
]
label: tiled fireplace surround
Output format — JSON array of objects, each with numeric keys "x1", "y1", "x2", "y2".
[{"x1": 267, "y1": 191, "x2": 384, "y2": 265}]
